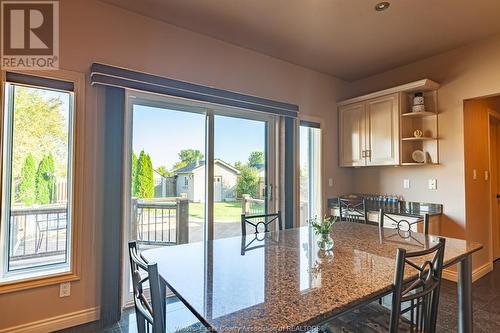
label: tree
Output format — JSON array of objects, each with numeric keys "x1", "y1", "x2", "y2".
[
  {"x1": 179, "y1": 149, "x2": 204, "y2": 164},
  {"x1": 35, "y1": 154, "x2": 55, "y2": 204},
  {"x1": 236, "y1": 165, "x2": 259, "y2": 198},
  {"x1": 131, "y1": 152, "x2": 138, "y2": 197},
  {"x1": 248, "y1": 151, "x2": 264, "y2": 168},
  {"x1": 172, "y1": 149, "x2": 204, "y2": 171},
  {"x1": 135, "y1": 151, "x2": 154, "y2": 198},
  {"x1": 234, "y1": 161, "x2": 244, "y2": 171},
  {"x1": 12, "y1": 87, "x2": 67, "y2": 180},
  {"x1": 156, "y1": 165, "x2": 172, "y2": 177},
  {"x1": 18, "y1": 154, "x2": 36, "y2": 205}
]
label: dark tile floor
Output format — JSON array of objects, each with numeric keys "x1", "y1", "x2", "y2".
[{"x1": 68, "y1": 261, "x2": 500, "y2": 333}]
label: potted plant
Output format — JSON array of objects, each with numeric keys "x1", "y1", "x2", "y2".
[{"x1": 310, "y1": 215, "x2": 337, "y2": 251}]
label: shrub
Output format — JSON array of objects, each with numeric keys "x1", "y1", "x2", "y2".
[
  {"x1": 35, "y1": 154, "x2": 55, "y2": 204},
  {"x1": 135, "y1": 151, "x2": 154, "y2": 198},
  {"x1": 18, "y1": 154, "x2": 36, "y2": 205}
]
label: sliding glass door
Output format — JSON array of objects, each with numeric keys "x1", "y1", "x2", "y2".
[
  {"x1": 122, "y1": 91, "x2": 275, "y2": 305},
  {"x1": 299, "y1": 122, "x2": 322, "y2": 226},
  {"x1": 213, "y1": 115, "x2": 269, "y2": 239}
]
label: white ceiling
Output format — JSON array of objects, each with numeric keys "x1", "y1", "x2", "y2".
[{"x1": 101, "y1": 0, "x2": 500, "y2": 81}]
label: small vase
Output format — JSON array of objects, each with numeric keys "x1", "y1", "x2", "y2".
[{"x1": 317, "y1": 233, "x2": 334, "y2": 251}]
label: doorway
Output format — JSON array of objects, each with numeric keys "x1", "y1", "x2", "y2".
[{"x1": 464, "y1": 96, "x2": 500, "y2": 273}]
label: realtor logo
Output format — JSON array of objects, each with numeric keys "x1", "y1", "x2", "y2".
[{"x1": 1, "y1": 1, "x2": 59, "y2": 69}]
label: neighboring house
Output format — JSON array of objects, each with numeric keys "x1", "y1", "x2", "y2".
[{"x1": 175, "y1": 159, "x2": 240, "y2": 202}]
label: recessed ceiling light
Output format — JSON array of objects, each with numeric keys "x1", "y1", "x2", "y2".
[{"x1": 375, "y1": 2, "x2": 390, "y2": 11}]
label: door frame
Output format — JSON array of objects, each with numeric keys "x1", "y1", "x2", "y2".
[
  {"x1": 121, "y1": 90, "x2": 277, "y2": 307},
  {"x1": 488, "y1": 111, "x2": 500, "y2": 262}
]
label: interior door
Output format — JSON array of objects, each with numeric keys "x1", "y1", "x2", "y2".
[
  {"x1": 366, "y1": 93, "x2": 400, "y2": 166},
  {"x1": 339, "y1": 102, "x2": 366, "y2": 167}
]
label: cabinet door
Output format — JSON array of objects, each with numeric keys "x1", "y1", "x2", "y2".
[
  {"x1": 339, "y1": 102, "x2": 366, "y2": 167},
  {"x1": 366, "y1": 94, "x2": 400, "y2": 166}
]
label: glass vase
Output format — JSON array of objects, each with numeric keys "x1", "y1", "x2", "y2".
[{"x1": 317, "y1": 233, "x2": 334, "y2": 251}]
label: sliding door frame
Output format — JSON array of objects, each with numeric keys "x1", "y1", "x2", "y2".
[
  {"x1": 121, "y1": 90, "x2": 277, "y2": 307},
  {"x1": 298, "y1": 116, "x2": 324, "y2": 226}
]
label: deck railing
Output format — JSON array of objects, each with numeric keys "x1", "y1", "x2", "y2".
[
  {"x1": 241, "y1": 194, "x2": 266, "y2": 215},
  {"x1": 9, "y1": 204, "x2": 68, "y2": 264},
  {"x1": 131, "y1": 198, "x2": 189, "y2": 246}
]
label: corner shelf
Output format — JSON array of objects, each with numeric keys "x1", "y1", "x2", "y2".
[
  {"x1": 402, "y1": 137, "x2": 438, "y2": 141},
  {"x1": 401, "y1": 111, "x2": 437, "y2": 118},
  {"x1": 401, "y1": 162, "x2": 439, "y2": 166},
  {"x1": 400, "y1": 85, "x2": 439, "y2": 165}
]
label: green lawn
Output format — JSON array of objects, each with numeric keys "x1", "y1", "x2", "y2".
[{"x1": 189, "y1": 201, "x2": 243, "y2": 221}]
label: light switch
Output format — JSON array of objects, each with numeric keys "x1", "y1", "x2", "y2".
[
  {"x1": 428, "y1": 179, "x2": 437, "y2": 190},
  {"x1": 403, "y1": 179, "x2": 410, "y2": 189},
  {"x1": 328, "y1": 178, "x2": 333, "y2": 187}
]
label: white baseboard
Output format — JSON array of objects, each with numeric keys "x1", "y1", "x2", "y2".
[
  {"x1": 442, "y1": 262, "x2": 493, "y2": 283},
  {"x1": 0, "y1": 307, "x2": 100, "y2": 333}
]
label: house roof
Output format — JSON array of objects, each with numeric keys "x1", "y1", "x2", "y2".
[{"x1": 174, "y1": 159, "x2": 241, "y2": 175}]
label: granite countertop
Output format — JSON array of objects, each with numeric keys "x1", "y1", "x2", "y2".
[
  {"x1": 142, "y1": 223, "x2": 480, "y2": 332},
  {"x1": 328, "y1": 197, "x2": 443, "y2": 217}
]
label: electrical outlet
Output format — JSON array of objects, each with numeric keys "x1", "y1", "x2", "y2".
[
  {"x1": 328, "y1": 178, "x2": 333, "y2": 187},
  {"x1": 59, "y1": 282, "x2": 71, "y2": 297},
  {"x1": 403, "y1": 179, "x2": 410, "y2": 189},
  {"x1": 428, "y1": 179, "x2": 437, "y2": 190}
]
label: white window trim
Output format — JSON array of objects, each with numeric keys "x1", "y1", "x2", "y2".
[{"x1": 0, "y1": 69, "x2": 85, "y2": 294}]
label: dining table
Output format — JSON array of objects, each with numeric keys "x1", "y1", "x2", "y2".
[{"x1": 141, "y1": 222, "x2": 482, "y2": 333}]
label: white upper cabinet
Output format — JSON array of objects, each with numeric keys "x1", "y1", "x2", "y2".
[
  {"x1": 339, "y1": 102, "x2": 366, "y2": 167},
  {"x1": 365, "y1": 94, "x2": 400, "y2": 166},
  {"x1": 339, "y1": 94, "x2": 399, "y2": 167}
]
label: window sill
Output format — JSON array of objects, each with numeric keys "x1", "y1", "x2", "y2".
[{"x1": 0, "y1": 271, "x2": 80, "y2": 294}]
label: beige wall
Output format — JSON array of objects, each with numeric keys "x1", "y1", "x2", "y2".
[
  {"x1": 0, "y1": 0, "x2": 352, "y2": 329},
  {"x1": 342, "y1": 33, "x2": 500, "y2": 270}
]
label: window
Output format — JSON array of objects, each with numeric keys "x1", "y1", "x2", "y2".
[
  {"x1": 299, "y1": 121, "x2": 322, "y2": 226},
  {"x1": 1, "y1": 74, "x2": 74, "y2": 282}
]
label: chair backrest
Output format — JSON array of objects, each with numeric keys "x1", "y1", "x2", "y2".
[
  {"x1": 241, "y1": 211, "x2": 282, "y2": 236},
  {"x1": 128, "y1": 241, "x2": 165, "y2": 333},
  {"x1": 378, "y1": 209, "x2": 430, "y2": 235},
  {"x1": 389, "y1": 237, "x2": 446, "y2": 333},
  {"x1": 338, "y1": 198, "x2": 368, "y2": 223}
]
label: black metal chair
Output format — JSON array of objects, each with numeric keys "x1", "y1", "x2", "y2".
[
  {"x1": 128, "y1": 241, "x2": 167, "y2": 333},
  {"x1": 338, "y1": 197, "x2": 368, "y2": 223},
  {"x1": 320, "y1": 237, "x2": 446, "y2": 333},
  {"x1": 241, "y1": 211, "x2": 282, "y2": 237},
  {"x1": 379, "y1": 209, "x2": 430, "y2": 235}
]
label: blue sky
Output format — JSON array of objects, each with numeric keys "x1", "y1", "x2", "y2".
[{"x1": 132, "y1": 105, "x2": 266, "y2": 169}]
